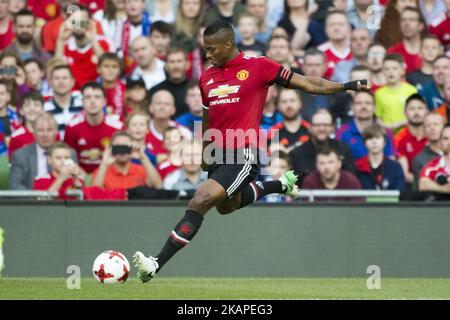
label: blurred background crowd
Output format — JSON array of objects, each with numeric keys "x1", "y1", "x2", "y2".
[{"x1": 0, "y1": 0, "x2": 450, "y2": 201}]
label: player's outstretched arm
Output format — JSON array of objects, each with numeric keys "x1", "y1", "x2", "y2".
[{"x1": 288, "y1": 73, "x2": 368, "y2": 95}]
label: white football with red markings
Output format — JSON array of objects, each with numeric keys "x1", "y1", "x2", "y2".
[{"x1": 92, "y1": 250, "x2": 130, "y2": 284}]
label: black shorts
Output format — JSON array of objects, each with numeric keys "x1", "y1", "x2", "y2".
[{"x1": 207, "y1": 148, "x2": 260, "y2": 198}]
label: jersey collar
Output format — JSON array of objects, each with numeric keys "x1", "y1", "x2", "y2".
[{"x1": 222, "y1": 52, "x2": 244, "y2": 69}]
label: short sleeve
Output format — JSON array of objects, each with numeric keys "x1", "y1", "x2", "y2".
[{"x1": 257, "y1": 57, "x2": 284, "y2": 86}]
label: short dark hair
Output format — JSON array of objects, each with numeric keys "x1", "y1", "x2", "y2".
[
  {"x1": 23, "y1": 91, "x2": 44, "y2": 106},
  {"x1": 383, "y1": 53, "x2": 404, "y2": 65},
  {"x1": 405, "y1": 93, "x2": 426, "y2": 109},
  {"x1": 126, "y1": 77, "x2": 146, "y2": 89},
  {"x1": 81, "y1": 82, "x2": 105, "y2": 97},
  {"x1": 204, "y1": 20, "x2": 234, "y2": 37},
  {"x1": 268, "y1": 35, "x2": 290, "y2": 48},
  {"x1": 401, "y1": 6, "x2": 426, "y2": 26},
  {"x1": 14, "y1": 8, "x2": 35, "y2": 24},
  {"x1": 98, "y1": 52, "x2": 123, "y2": 72},
  {"x1": 150, "y1": 20, "x2": 173, "y2": 36},
  {"x1": 24, "y1": 58, "x2": 43, "y2": 70},
  {"x1": 316, "y1": 145, "x2": 342, "y2": 160},
  {"x1": 353, "y1": 90, "x2": 375, "y2": 102},
  {"x1": 362, "y1": 123, "x2": 387, "y2": 143},
  {"x1": 422, "y1": 34, "x2": 441, "y2": 43},
  {"x1": 167, "y1": 47, "x2": 188, "y2": 60},
  {"x1": 51, "y1": 65, "x2": 73, "y2": 78},
  {"x1": 304, "y1": 48, "x2": 326, "y2": 62}
]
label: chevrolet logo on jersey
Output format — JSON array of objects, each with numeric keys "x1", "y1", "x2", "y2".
[{"x1": 208, "y1": 85, "x2": 240, "y2": 98}]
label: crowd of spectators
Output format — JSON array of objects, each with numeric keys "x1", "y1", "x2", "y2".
[{"x1": 0, "y1": 0, "x2": 450, "y2": 202}]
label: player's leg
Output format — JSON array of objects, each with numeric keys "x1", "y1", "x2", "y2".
[{"x1": 133, "y1": 178, "x2": 227, "y2": 282}]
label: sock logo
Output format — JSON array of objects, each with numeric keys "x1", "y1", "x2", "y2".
[
  {"x1": 179, "y1": 224, "x2": 193, "y2": 235},
  {"x1": 256, "y1": 181, "x2": 264, "y2": 189}
]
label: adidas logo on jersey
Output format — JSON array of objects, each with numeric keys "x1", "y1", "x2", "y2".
[
  {"x1": 207, "y1": 78, "x2": 214, "y2": 85},
  {"x1": 78, "y1": 138, "x2": 87, "y2": 146}
]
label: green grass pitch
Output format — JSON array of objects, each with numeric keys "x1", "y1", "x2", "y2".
[{"x1": 1, "y1": 278, "x2": 450, "y2": 299}]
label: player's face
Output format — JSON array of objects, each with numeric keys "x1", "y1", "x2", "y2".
[
  {"x1": 433, "y1": 58, "x2": 450, "y2": 86},
  {"x1": 24, "y1": 62, "x2": 43, "y2": 89},
  {"x1": 21, "y1": 99, "x2": 44, "y2": 123},
  {"x1": 405, "y1": 100, "x2": 428, "y2": 126},
  {"x1": 0, "y1": 84, "x2": 11, "y2": 109},
  {"x1": 98, "y1": 60, "x2": 121, "y2": 83},
  {"x1": 400, "y1": 10, "x2": 423, "y2": 39},
  {"x1": 83, "y1": 88, "x2": 105, "y2": 116},
  {"x1": 382, "y1": 60, "x2": 404, "y2": 85},
  {"x1": 51, "y1": 69, "x2": 75, "y2": 96},
  {"x1": 421, "y1": 39, "x2": 442, "y2": 63},
  {"x1": 365, "y1": 135, "x2": 386, "y2": 155},
  {"x1": 166, "y1": 52, "x2": 188, "y2": 81},
  {"x1": 367, "y1": 45, "x2": 386, "y2": 72},
  {"x1": 34, "y1": 120, "x2": 58, "y2": 149},
  {"x1": 203, "y1": 36, "x2": 233, "y2": 68},
  {"x1": 316, "y1": 153, "x2": 342, "y2": 182},
  {"x1": 186, "y1": 87, "x2": 202, "y2": 115},
  {"x1": 278, "y1": 90, "x2": 301, "y2": 120},
  {"x1": 15, "y1": 15, "x2": 35, "y2": 44},
  {"x1": 49, "y1": 148, "x2": 72, "y2": 173},
  {"x1": 424, "y1": 114, "x2": 444, "y2": 143},
  {"x1": 127, "y1": 115, "x2": 149, "y2": 141},
  {"x1": 352, "y1": 92, "x2": 375, "y2": 120},
  {"x1": 441, "y1": 127, "x2": 450, "y2": 155},
  {"x1": 310, "y1": 113, "x2": 334, "y2": 142}
]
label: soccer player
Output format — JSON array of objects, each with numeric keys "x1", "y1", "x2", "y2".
[{"x1": 132, "y1": 21, "x2": 369, "y2": 282}]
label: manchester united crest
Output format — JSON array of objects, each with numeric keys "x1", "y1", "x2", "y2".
[{"x1": 236, "y1": 69, "x2": 249, "y2": 81}]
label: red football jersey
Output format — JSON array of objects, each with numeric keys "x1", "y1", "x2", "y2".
[
  {"x1": 8, "y1": 126, "x2": 35, "y2": 160},
  {"x1": 428, "y1": 12, "x2": 450, "y2": 51},
  {"x1": 157, "y1": 160, "x2": 181, "y2": 180},
  {"x1": 64, "y1": 115, "x2": 123, "y2": 173},
  {"x1": 318, "y1": 41, "x2": 352, "y2": 79},
  {"x1": 104, "y1": 81, "x2": 126, "y2": 119},
  {"x1": 33, "y1": 173, "x2": 84, "y2": 199},
  {"x1": 420, "y1": 156, "x2": 450, "y2": 180},
  {"x1": 27, "y1": 0, "x2": 59, "y2": 22},
  {"x1": 396, "y1": 127, "x2": 427, "y2": 171},
  {"x1": 200, "y1": 53, "x2": 283, "y2": 149},
  {"x1": 63, "y1": 37, "x2": 110, "y2": 89},
  {"x1": 145, "y1": 120, "x2": 192, "y2": 155},
  {"x1": 388, "y1": 42, "x2": 422, "y2": 74},
  {"x1": 0, "y1": 20, "x2": 14, "y2": 50}
]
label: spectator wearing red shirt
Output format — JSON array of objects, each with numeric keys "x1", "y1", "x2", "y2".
[
  {"x1": 64, "y1": 82, "x2": 123, "y2": 173},
  {"x1": 9, "y1": 91, "x2": 46, "y2": 159},
  {"x1": 395, "y1": 94, "x2": 429, "y2": 186},
  {"x1": 98, "y1": 53, "x2": 126, "y2": 118},
  {"x1": 145, "y1": 89, "x2": 192, "y2": 157},
  {"x1": 157, "y1": 126, "x2": 183, "y2": 180},
  {"x1": 268, "y1": 88, "x2": 310, "y2": 154},
  {"x1": 428, "y1": 0, "x2": 450, "y2": 51},
  {"x1": 0, "y1": 0, "x2": 14, "y2": 50},
  {"x1": 318, "y1": 11, "x2": 352, "y2": 79},
  {"x1": 302, "y1": 146, "x2": 362, "y2": 200},
  {"x1": 92, "y1": 130, "x2": 162, "y2": 191},
  {"x1": 55, "y1": 5, "x2": 110, "y2": 90},
  {"x1": 388, "y1": 7, "x2": 424, "y2": 74},
  {"x1": 419, "y1": 125, "x2": 450, "y2": 192},
  {"x1": 33, "y1": 141, "x2": 84, "y2": 199}
]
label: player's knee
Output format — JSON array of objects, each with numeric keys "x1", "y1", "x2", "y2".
[
  {"x1": 190, "y1": 189, "x2": 216, "y2": 209},
  {"x1": 216, "y1": 205, "x2": 234, "y2": 215}
]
